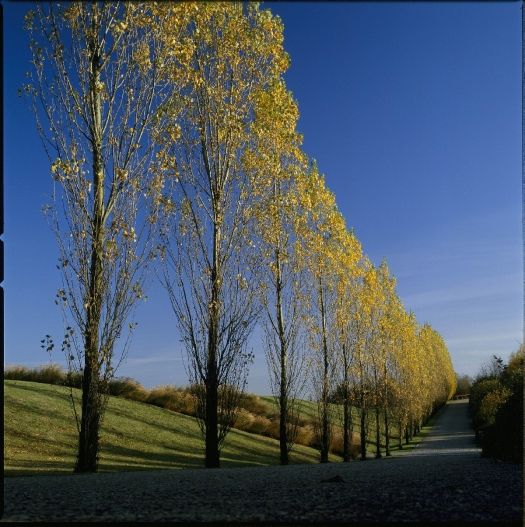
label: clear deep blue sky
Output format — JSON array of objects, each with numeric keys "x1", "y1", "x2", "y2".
[{"x1": 4, "y1": 2, "x2": 522, "y2": 393}]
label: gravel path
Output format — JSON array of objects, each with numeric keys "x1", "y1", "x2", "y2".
[{"x1": 3, "y1": 400, "x2": 522, "y2": 523}]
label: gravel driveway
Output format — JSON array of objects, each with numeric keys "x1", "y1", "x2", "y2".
[{"x1": 3, "y1": 400, "x2": 522, "y2": 523}]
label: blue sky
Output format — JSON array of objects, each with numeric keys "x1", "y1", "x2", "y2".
[{"x1": 4, "y1": 2, "x2": 522, "y2": 393}]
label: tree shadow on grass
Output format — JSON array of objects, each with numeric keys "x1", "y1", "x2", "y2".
[
  {"x1": 99, "y1": 442, "x2": 204, "y2": 471},
  {"x1": 5, "y1": 381, "x2": 74, "y2": 400},
  {"x1": 5, "y1": 458, "x2": 76, "y2": 476},
  {"x1": 5, "y1": 397, "x2": 74, "y2": 425},
  {"x1": 6, "y1": 426, "x2": 77, "y2": 451},
  {"x1": 6, "y1": 440, "x2": 205, "y2": 475},
  {"x1": 7, "y1": 381, "x2": 203, "y2": 442},
  {"x1": 221, "y1": 432, "x2": 291, "y2": 465},
  {"x1": 102, "y1": 405, "x2": 203, "y2": 441}
]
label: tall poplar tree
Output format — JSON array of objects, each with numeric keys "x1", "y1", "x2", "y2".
[
  {"x1": 296, "y1": 164, "x2": 358, "y2": 463},
  {"x1": 157, "y1": 3, "x2": 290, "y2": 468},
  {"x1": 350, "y1": 259, "x2": 378, "y2": 460},
  {"x1": 245, "y1": 81, "x2": 308, "y2": 465},
  {"x1": 333, "y1": 237, "x2": 363, "y2": 462},
  {"x1": 25, "y1": 2, "x2": 175, "y2": 472}
]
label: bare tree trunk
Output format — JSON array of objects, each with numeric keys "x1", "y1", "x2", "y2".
[
  {"x1": 76, "y1": 358, "x2": 101, "y2": 472},
  {"x1": 341, "y1": 339, "x2": 352, "y2": 462},
  {"x1": 75, "y1": 20, "x2": 104, "y2": 473},
  {"x1": 205, "y1": 367, "x2": 220, "y2": 468},
  {"x1": 383, "y1": 364, "x2": 390, "y2": 456},
  {"x1": 384, "y1": 409, "x2": 391, "y2": 456},
  {"x1": 343, "y1": 396, "x2": 350, "y2": 462},
  {"x1": 76, "y1": 209, "x2": 104, "y2": 471},
  {"x1": 320, "y1": 401, "x2": 329, "y2": 463},
  {"x1": 398, "y1": 420, "x2": 403, "y2": 449},
  {"x1": 319, "y1": 280, "x2": 330, "y2": 464},
  {"x1": 360, "y1": 404, "x2": 367, "y2": 460},
  {"x1": 342, "y1": 360, "x2": 351, "y2": 462},
  {"x1": 205, "y1": 221, "x2": 221, "y2": 468},
  {"x1": 279, "y1": 380, "x2": 288, "y2": 465},
  {"x1": 275, "y1": 248, "x2": 289, "y2": 466},
  {"x1": 374, "y1": 407, "x2": 381, "y2": 458}
]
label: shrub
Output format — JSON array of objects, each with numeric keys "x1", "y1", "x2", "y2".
[
  {"x1": 65, "y1": 369, "x2": 83, "y2": 388},
  {"x1": 482, "y1": 378, "x2": 523, "y2": 463},
  {"x1": 4, "y1": 364, "x2": 66, "y2": 385},
  {"x1": 145, "y1": 385, "x2": 196, "y2": 416},
  {"x1": 264, "y1": 418, "x2": 280, "y2": 440},
  {"x1": 108, "y1": 377, "x2": 147, "y2": 402},
  {"x1": 330, "y1": 434, "x2": 343, "y2": 456},
  {"x1": 36, "y1": 364, "x2": 68, "y2": 385},
  {"x1": 247, "y1": 415, "x2": 271, "y2": 435},
  {"x1": 233, "y1": 409, "x2": 255, "y2": 430},
  {"x1": 146, "y1": 385, "x2": 177, "y2": 408},
  {"x1": 4, "y1": 365, "x2": 34, "y2": 382},
  {"x1": 477, "y1": 388, "x2": 511, "y2": 428},
  {"x1": 295, "y1": 425, "x2": 316, "y2": 448},
  {"x1": 329, "y1": 430, "x2": 360, "y2": 458},
  {"x1": 172, "y1": 390, "x2": 197, "y2": 415},
  {"x1": 501, "y1": 348, "x2": 524, "y2": 392},
  {"x1": 350, "y1": 432, "x2": 362, "y2": 458},
  {"x1": 470, "y1": 346, "x2": 523, "y2": 463},
  {"x1": 470, "y1": 377, "x2": 502, "y2": 428},
  {"x1": 321, "y1": 426, "x2": 355, "y2": 457},
  {"x1": 239, "y1": 393, "x2": 274, "y2": 417}
]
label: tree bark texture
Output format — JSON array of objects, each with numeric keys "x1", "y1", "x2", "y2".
[
  {"x1": 75, "y1": 17, "x2": 105, "y2": 473},
  {"x1": 275, "y1": 247, "x2": 289, "y2": 465},
  {"x1": 205, "y1": 220, "x2": 221, "y2": 468},
  {"x1": 384, "y1": 409, "x2": 391, "y2": 456},
  {"x1": 360, "y1": 406, "x2": 367, "y2": 460},
  {"x1": 342, "y1": 384, "x2": 351, "y2": 462},
  {"x1": 375, "y1": 407, "x2": 382, "y2": 459},
  {"x1": 341, "y1": 342, "x2": 351, "y2": 462},
  {"x1": 319, "y1": 280, "x2": 330, "y2": 464}
]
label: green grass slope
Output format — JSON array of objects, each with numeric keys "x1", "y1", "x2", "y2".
[{"x1": 4, "y1": 380, "x2": 334, "y2": 476}]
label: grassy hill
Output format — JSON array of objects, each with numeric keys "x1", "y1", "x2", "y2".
[
  {"x1": 4, "y1": 380, "x2": 338, "y2": 476},
  {"x1": 6, "y1": 364, "x2": 409, "y2": 459}
]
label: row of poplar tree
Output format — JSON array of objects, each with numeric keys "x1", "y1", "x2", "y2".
[{"x1": 25, "y1": 2, "x2": 456, "y2": 472}]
